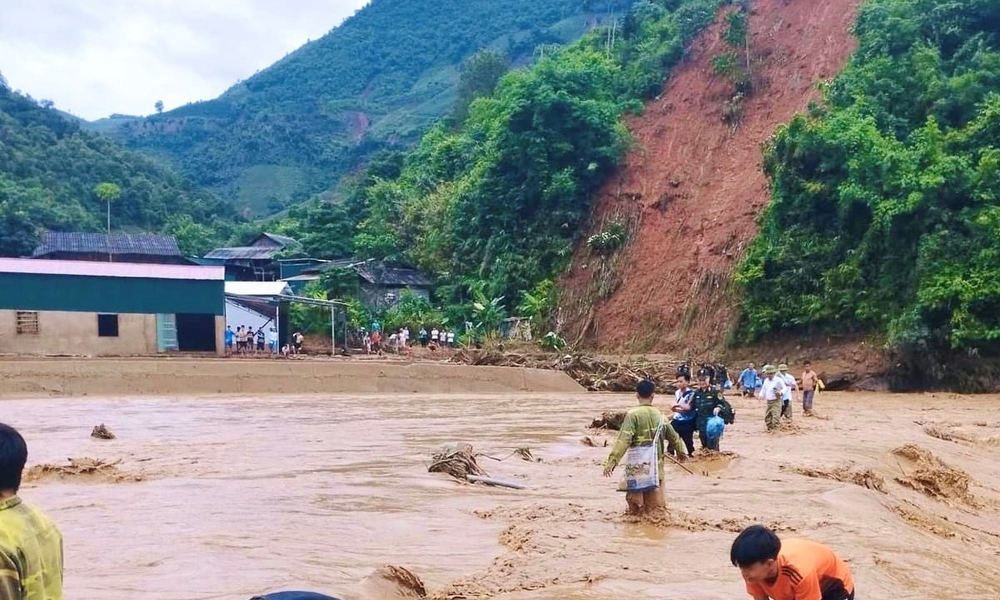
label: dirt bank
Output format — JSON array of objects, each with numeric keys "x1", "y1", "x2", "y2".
[
  {"x1": 561, "y1": 0, "x2": 863, "y2": 353},
  {"x1": 0, "y1": 358, "x2": 582, "y2": 398}
]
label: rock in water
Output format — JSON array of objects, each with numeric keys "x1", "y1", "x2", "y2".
[{"x1": 91, "y1": 424, "x2": 115, "y2": 439}]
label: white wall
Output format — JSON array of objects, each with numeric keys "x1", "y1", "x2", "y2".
[{"x1": 225, "y1": 301, "x2": 274, "y2": 334}]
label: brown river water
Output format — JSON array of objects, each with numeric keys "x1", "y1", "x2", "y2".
[{"x1": 6, "y1": 391, "x2": 1000, "y2": 600}]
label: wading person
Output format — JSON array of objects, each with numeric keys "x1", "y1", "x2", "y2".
[
  {"x1": 0, "y1": 423, "x2": 63, "y2": 600},
  {"x1": 738, "y1": 363, "x2": 758, "y2": 397},
  {"x1": 670, "y1": 374, "x2": 697, "y2": 457},
  {"x1": 801, "y1": 362, "x2": 818, "y2": 416},
  {"x1": 693, "y1": 375, "x2": 734, "y2": 451},
  {"x1": 603, "y1": 380, "x2": 686, "y2": 515},
  {"x1": 757, "y1": 365, "x2": 786, "y2": 431},
  {"x1": 731, "y1": 524, "x2": 855, "y2": 600},
  {"x1": 778, "y1": 364, "x2": 797, "y2": 420}
]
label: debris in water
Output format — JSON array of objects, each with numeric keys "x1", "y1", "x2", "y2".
[
  {"x1": 513, "y1": 447, "x2": 534, "y2": 461},
  {"x1": 428, "y1": 443, "x2": 488, "y2": 481},
  {"x1": 91, "y1": 424, "x2": 115, "y2": 439},
  {"x1": 581, "y1": 436, "x2": 597, "y2": 447},
  {"x1": 782, "y1": 464, "x2": 886, "y2": 492},
  {"x1": 892, "y1": 444, "x2": 978, "y2": 506},
  {"x1": 589, "y1": 411, "x2": 626, "y2": 430},
  {"x1": 360, "y1": 565, "x2": 427, "y2": 598},
  {"x1": 23, "y1": 457, "x2": 142, "y2": 483}
]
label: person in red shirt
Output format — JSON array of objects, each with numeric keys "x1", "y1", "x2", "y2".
[{"x1": 731, "y1": 525, "x2": 855, "y2": 600}]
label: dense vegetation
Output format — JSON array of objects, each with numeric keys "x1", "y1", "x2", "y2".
[
  {"x1": 736, "y1": 0, "x2": 1000, "y2": 363},
  {"x1": 0, "y1": 80, "x2": 237, "y2": 257},
  {"x1": 108, "y1": 0, "x2": 611, "y2": 215},
  {"x1": 283, "y1": 0, "x2": 724, "y2": 332}
]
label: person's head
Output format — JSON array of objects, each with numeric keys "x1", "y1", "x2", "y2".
[
  {"x1": 698, "y1": 374, "x2": 711, "y2": 389},
  {"x1": 778, "y1": 363, "x2": 788, "y2": 374},
  {"x1": 748, "y1": 362, "x2": 755, "y2": 370},
  {"x1": 731, "y1": 525, "x2": 782, "y2": 585},
  {"x1": 227, "y1": 325, "x2": 232, "y2": 330},
  {"x1": 636, "y1": 380, "x2": 655, "y2": 404},
  {"x1": 676, "y1": 373, "x2": 690, "y2": 389},
  {"x1": 0, "y1": 423, "x2": 28, "y2": 496},
  {"x1": 804, "y1": 361, "x2": 812, "y2": 371},
  {"x1": 763, "y1": 365, "x2": 776, "y2": 379}
]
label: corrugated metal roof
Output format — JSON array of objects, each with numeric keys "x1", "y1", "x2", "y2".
[
  {"x1": 253, "y1": 232, "x2": 298, "y2": 248},
  {"x1": 0, "y1": 257, "x2": 224, "y2": 280},
  {"x1": 203, "y1": 247, "x2": 280, "y2": 260},
  {"x1": 224, "y1": 281, "x2": 292, "y2": 296},
  {"x1": 356, "y1": 264, "x2": 432, "y2": 287},
  {"x1": 33, "y1": 232, "x2": 182, "y2": 257}
]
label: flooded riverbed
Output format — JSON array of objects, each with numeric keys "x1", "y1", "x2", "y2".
[{"x1": 6, "y1": 391, "x2": 1000, "y2": 599}]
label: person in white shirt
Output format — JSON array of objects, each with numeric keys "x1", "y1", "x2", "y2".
[
  {"x1": 446, "y1": 331, "x2": 455, "y2": 347},
  {"x1": 431, "y1": 328, "x2": 439, "y2": 344},
  {"x1": 757, "y1": 365, "x2": 786, "y2": 431},
  {"x1": 777, "y1": 363, "x2": 797, "y2": 420},
  {"x1": 669, "y1": 373, "x2": 696, "y2": 457}
]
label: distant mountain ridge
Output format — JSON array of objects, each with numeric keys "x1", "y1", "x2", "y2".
[{"x1": 100, "y1": 0, "x2": 619, "y2": 215}]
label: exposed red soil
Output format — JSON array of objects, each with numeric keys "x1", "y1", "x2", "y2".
[{"x1": 560, "y1": 0, "x2": 862, "y2": 354}]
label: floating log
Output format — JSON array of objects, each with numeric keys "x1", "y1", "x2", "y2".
[{"x1": 466, "y1": 475, "x2": 527, "y2": 489}]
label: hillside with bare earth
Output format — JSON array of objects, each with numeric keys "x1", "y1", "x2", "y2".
[{"x1": 560, "y1": 0, "x2": 862, "y2": 353}]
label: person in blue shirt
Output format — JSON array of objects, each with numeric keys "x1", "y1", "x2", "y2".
[
  {"x1": 224, "y1": 326, "x2": 235, "y2": 355},
  {"x1": 738, "y1": 363, "x2": 758, "y2": 397}
]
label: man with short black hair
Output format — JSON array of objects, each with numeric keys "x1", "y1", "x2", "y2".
[
  {"x1": 731, "y1": 524, "x2": 854, "y2": 600},
  {"x1": 0, "y1": 422, "x2": 63, "y2": 600},
  {"x1": 603, "y1": 380, "x2": 686, "y2": 514}
]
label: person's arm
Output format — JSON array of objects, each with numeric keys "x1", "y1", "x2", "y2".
[
  {"x1": 604, "y1": 412, "x2": 636, "y2": 475},
  {"x1": 0, "y1": 549, "x2": 23, "y2": 600}
]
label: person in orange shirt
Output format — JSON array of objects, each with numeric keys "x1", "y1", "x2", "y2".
[{"x1": 731, "y1": 525, "x2": 855, "y2": 600}]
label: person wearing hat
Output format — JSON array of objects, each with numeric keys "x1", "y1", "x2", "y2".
[
  {"x1": 757, "y1": 365, "x2": 786, "y2": 431},
  {"x1": 777, "y1": 364, "x2": 797, "y2": 420}
]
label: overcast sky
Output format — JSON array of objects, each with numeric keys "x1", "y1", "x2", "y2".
[{"x1": 0, "y1": 0, "x2": 369, "y2": 120}]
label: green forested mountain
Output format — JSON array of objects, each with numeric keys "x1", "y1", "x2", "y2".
[
  {"x1": 0, "y1": 80, "x2": 237, "y2": 257},
  {"x1": 276, "y1": 0, "x2": 723, "y2": 332},
  {"x1": 737, "y1": 0, "x2": 1000, "y2": 366},
  {"x1": 107, "y1": 0, "x2": 619, "y2": 215}
]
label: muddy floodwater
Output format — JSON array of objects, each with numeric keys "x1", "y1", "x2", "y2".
[{"x1": 6, "y1": 391, "x2": 1000, "y2": 600}]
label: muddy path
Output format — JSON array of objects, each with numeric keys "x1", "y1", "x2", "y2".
[{"x1": 7, "y1": 391, "x2": 1000, "y2": 599}]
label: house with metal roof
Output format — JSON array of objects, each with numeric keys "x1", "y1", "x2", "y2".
[
  {"x1": 32, "y1": 232, "x2": 193, "y2": 265},
  {"x1": 0, "y1": 258, "x2": 226, "y2": 356},
  {"x1": 297, "y1": 260, "x2": 433, "y2": 311},
  {"x1": 202, "y1": 232, "x2": 301, "y2": 281}
]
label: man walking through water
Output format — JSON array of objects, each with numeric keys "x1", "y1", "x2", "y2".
[
  {"x1": 603, "y1": 380, "x2": 686, "y2": 515},
  {"x1": 731, "y1": 524, "x2": 855, "y2": 600},
  {"x1": 801, "y1": 361, "x2": 819, "y2": 416},
  {"x1": 0, "y1": 422, "x2": 63, "y2": 600},
  {"x1": 758, "y1": 365, "x2": 786, "y2": 431}
]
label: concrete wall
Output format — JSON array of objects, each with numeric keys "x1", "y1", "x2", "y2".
[{"x1": 0, "y1": 310, "x2": 157, "y2": 356}]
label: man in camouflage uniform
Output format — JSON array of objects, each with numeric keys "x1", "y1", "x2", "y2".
[
  {"x1": 0, "y1": 423, "x2": 63, "y2": 600},
  {"x1": 693, "y1": 375, "x2": 733, "y2": 451}
]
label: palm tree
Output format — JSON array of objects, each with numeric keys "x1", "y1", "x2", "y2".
[{"x1": 93, "y1": 182, "x2": 122, "y2": 261}]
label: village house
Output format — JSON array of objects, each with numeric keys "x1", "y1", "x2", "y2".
[
  {"x1": 0, "y1": 258, "x2": 226, "y2": 356},
  {"x1": 202, "y1": 232, "x2": 300, "y2": 281},
  {"x1": 293, "y1": 260, "x2": 433, "y2": 312}
]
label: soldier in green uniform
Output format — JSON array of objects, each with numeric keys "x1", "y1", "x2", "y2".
[{"x1": 693, "y1": 375, "x2": 735, "y2": 451}]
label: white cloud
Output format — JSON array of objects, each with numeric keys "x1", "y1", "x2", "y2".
[{"x1": 0, "y1": 0, "x2": 369, "y2": 120}]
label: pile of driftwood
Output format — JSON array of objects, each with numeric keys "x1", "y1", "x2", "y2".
[
  {"x1": 427, "y1": 443, "x2": 528, "y2": 490},
  {"x1": 452, "y1": 349, "x2": 680, "y2": 393}
]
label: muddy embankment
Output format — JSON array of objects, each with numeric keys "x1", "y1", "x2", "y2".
[{"x1": 0, "y1": 358, "x2": 582, "y2": 398}]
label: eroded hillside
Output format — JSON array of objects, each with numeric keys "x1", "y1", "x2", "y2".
[{"x1": 561, "y1": 0, "x2": 862, "y2": 353}]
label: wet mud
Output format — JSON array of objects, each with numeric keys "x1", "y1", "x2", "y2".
[{"x1": 7, "y1": 391, "x2": 1000, "y2": 600}]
